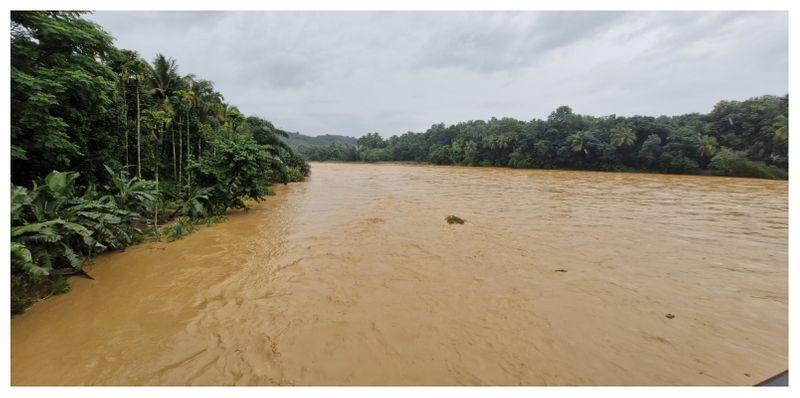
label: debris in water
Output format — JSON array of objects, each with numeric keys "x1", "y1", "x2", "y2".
[
  {"x1": 446, "y1": 215, "x2": 465, "y2": 224},
  {"x1": 555, "y1": 269, "x2": 568, "y2": 272},
  {"x1": 665, "y1": 314, "x2": 675, "y2": 319}
]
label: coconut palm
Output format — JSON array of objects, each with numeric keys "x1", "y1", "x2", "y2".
[
  {"x1": 149, "y1": 54, "x2": 180, "y2": 108},
  {"x1": 567, "y1": 130, "x2": 595, "y2": 155},
  {"x1": 610, "y1": 124, "x2": 636, "y2": 150}
]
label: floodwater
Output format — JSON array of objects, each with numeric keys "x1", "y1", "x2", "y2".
[{"x1": 11, "y1": 162, "x2": 788, "y2": 386}]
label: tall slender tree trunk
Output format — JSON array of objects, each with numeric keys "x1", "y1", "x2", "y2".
[
  {"x1": 153, "y1": 134, "x2": 160, "y2": 239},
  {"x1": 122, "y1": 83, "x2": 129, "y2": 170},
  {"x1": 178, "y1": 114, "x2": 183, "y2": 195},
  {"x1": 186, "y1": 111, "x2": 191, "y2": 188},
  {"x1": 154, "y1": 160, "x2": 159, "y2": 236},
  {"x1": 136, "y1": 84, "x2": 142, "y2": 179},
  {"x1": 172, "y1": 126, "x2": 177, "y2": 180}
]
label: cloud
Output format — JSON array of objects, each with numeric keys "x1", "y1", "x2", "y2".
[
  {"x1": 414, "y1": 11, "x2": 629, "y2": 73},
  {"x1": 88, "y1": 11, "x2": 787, "y2": 137}
]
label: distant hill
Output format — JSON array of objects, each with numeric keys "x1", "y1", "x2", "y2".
[{"x1": 282, "y1": 131, "x2": 357, "y2": 149}]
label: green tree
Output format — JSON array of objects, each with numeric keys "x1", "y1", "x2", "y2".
[
  {"x1": 11, "y1": 11, "x2": 121, "y2": 185},
  {"x1": 357, "y1": 132, "x2": 387, "y2": 149},
  {"x1": 191, "y1": 134, "x2": 278, "y2": 215},
  {"x1": 224, "y1": 106, "x2": 247, "y2": 134}
]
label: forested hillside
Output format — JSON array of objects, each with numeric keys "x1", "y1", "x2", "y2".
[
  {"x1": 299, "y1": 96, "x2": 789, "y2": 179},
  {"x1": 10, "y1": 11, "x2": 310, "y2": 313},
  {"x1": 283, "y1": 131, "x2": 357, "y2": 149}
]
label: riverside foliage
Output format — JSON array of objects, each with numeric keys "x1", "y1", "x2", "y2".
[
  {"x1": 298, "y1": 97, "x2": 788, "y2": 179},
  {"x1": 10, "y1": 11, "x2": 309, "y2": 313}
]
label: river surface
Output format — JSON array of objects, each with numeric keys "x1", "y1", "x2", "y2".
[{"x1": 11, "y1": 162, "x2": 788, "y2": 386}]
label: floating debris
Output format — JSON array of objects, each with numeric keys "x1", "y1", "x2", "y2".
[
  {"x1": 555, "y1": 269, "x2": 568, "y2": 273},
  {"x1": 446, "y1": 215, "x2": 465, "y2": 224},
  {"x1": 665, "y1": 314, "x2": 675, "y2": 319}
]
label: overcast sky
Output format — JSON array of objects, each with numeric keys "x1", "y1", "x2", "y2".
[{"x1": 89, "y1": 11, "x2": 787, "y2": 138}]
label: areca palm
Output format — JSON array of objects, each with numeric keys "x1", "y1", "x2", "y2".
[
  {"x1": 127, "y1": 56, "x2": 150, "y2": 179},
  {"x1": 175, "y1": 87, "x2": 196, "y2": 190},
  {"x1": 114, "y1": 50, "x2": 134, "y2": 170},
  {"x1": 191, "y1": 79, "x2": 225, "y2": 157}
]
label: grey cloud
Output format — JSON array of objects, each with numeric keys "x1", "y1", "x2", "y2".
[
  {"x1": 415, "y1": 11, "x2": 629, "y2": 73},
  {"x1": 236, "y1": 56, "x2": 316, "y2": 90},
  {"x1": 88, "y1": 11, "x2": 787, "y2": 137}
]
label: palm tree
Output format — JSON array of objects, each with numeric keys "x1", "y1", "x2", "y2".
[
  {"x1": 142, "y1": 109, "x2": 171, "y2": 234},
  {"x1": 175, "y1": 86, "x2": 196, "y2": 192},
  {"x1": 127, "y1": 55, "x2": 150, "y2": 180},
  {"x1": 697, "y1": 135, "x2": 719, "y2": 168},
  {"x1": 567, "y1": 130, "x2": 595, "y2": 155},
  {"x1": 112, "y1": 50, "x2": 147, "y2": 177},
  {"x1": 117, "y1": 55, "x2": 131, "y2": 169},
  {"x1": 610, "y1": 125, "x2": 636, "y2": 150},
  {"x1": 150, "y1": 54, "x2": 180, "y2": 107},
  {"x1": 190, "y1": 79, "x2": 224, "y2": 159},
  {"x1": 149, "y1": 54, "x2": 182, "y2": 180}
]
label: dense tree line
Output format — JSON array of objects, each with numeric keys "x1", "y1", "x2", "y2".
[
  {"x1": 283, "y1": 131, "x2": 357, "y2": 148},
  {"x1": 299, "y1": 96, "x2": 788, "y2": 179},
  {"x1": 10, "y1": 11, "x2": 309, "y2": 313}
]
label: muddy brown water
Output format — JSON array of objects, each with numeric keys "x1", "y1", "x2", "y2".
[{"x1": 11, "y1": 162, "x2": 788, "y2": 386}]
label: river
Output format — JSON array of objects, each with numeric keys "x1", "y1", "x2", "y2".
[{"x1": 10, "y1": 162, "x2": 788, "y2": 386}]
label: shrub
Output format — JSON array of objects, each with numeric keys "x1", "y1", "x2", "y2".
[
  {"x1": 285, "y1": 166, "x2": 307, "y2": 182},
  {"x1": 360, "y1": 148, "x2": 392, "y2": 163},
  {"x1": 428, "y1": 144, "x2": 452, "y2": 165},
  {"x1": 662, "y1": 154, "x2": 699, "y2": 173},
  {"x1": 709, "y1": 148, "x2": 788, "y2": 179}
]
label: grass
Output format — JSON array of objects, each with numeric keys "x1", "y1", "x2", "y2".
[{"x1": 445, "y1": 215, "x2": 465, "y2": 225}]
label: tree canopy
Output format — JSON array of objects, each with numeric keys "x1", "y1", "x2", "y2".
[{"x1": 299, "y1": 96, "x2": 788, "y2": 179}]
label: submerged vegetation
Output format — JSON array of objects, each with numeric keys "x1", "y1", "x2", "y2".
[
  {"x1": 10, "y1": 11, "x2": 309, "y2": 314},
  {"x1": 162, "y1": 217, "x2": 198, "y2": 242},
  {"x1": 299, "y1": 96, "x2": 788, "y2": 179}
]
